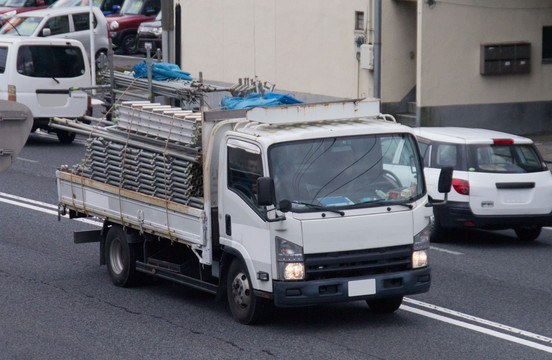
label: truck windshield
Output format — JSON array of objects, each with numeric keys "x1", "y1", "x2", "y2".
[{"x1": 268, "y1": 133, "x2": 425, "y2": 211}]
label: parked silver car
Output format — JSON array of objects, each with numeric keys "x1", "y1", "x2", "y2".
[{"x1": 0, "y1": 5, "x2": 109, "y2": 62}]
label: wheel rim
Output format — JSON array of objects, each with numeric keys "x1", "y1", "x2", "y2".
[
  {"x1": 109, "y1": 238, "x2": 124, "y2": 275},
  {"x1": 123, "y1": 36, "x2": 137, "y2": 53},
  {"x1": 231, "y1": 271, "x2": 251, "y2": 309}
]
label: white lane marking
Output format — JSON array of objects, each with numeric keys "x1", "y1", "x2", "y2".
[
  {"x1": 404, "y1": 298, "x2": 552, "y2": 344},
  {"x1": 401, "y1": 305, "x2": 552, "y2": 354},
  {"x1": 0, "y1": 193, "x2": 101, "y2": 227},
  {"x1": 16, "y1": 157, "x2": 39, "y2": 163},
  {"x1": 0, "y1": 192, "x2": 58, "y2": 209},
  {"x1": 430, "y1": 246, "x2": 464, "y2": 255}
]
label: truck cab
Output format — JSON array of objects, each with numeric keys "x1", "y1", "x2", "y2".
[{"x1": 211, "y1": 100, "x2": 437, "y2": 322}]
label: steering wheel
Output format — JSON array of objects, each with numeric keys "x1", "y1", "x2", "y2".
[{"x1": 381, "y1": 170, "x2": 402, "y2": 189}]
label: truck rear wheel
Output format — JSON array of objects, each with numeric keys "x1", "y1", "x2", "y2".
[
  {"x1": 105, "y1": 226, "x2": 143, "y2": 287},
  {"x1": 366, "y1": 296, "x2": 403, "y2": 313},
  {"x1": 227, "y1": 259, "x2": 268, "y2": 324}
]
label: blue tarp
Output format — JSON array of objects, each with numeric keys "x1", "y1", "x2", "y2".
[
  {"x1": 132, "y1": 60, "x2": 193, "y2": 81},
  {"x1": 221, "y1": 92, "x2": 303, "y2": 110}
]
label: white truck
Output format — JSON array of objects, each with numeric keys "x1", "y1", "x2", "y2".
[{"x1": 56, "y1": 98, "x2": 452, "y2": 324}]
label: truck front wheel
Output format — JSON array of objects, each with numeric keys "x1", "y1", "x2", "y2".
[
  {"x1": 227, "y1": 259, "x2": 268, "y2": 324},
  {"x1": 366, "y1": 296, "x2": 403, "y2": 313},
  {"x1": 105, "y1": 226, "x2": 143, "y2": 287}
]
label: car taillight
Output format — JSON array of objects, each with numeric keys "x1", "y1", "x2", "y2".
[
  {"x1": 87, "y1": 95, "x2": 91, "y2": 108},
  {"x1": 452, "y1": 178, "x2": 469, "y2": 195},
  {"x1": 493, "y1": 138, "x2": 514, "y2": 144}
]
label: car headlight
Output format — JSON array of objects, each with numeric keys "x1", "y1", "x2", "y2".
[
  {"x1": 1, "y1": 10, "x2": 17, "y2": 20},
  {"x1": 276, "y1": 237, "x2": 304, "y2": 280},
  {"x1": 152, "y1": 26, "x2": 162, "y2": 36},
  {"x1": 109, "y1": 20, "x2": 119, "y2": 30},
  {"x1": 412, "y1": 221, "x2": 431, "y2": 268}
]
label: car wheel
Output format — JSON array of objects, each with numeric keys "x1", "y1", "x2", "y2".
[
  {"x1": 514, "y1": 225, "x2": 542, "y2": 241},
  {"x1": 105, "y1": 225, "x2": 143, "y2": 287},
  {"x1": 430, "y1": 214, "x2": 448, "y2": 243},
  {"x1": 120, "y1": 33, "x2": 138, "y2": 55},
  {"x1": 226, "y1": 259, "x2": 268, "y2": 324},
  {"x1": 56, "y1": 130, "x2": 76, "y2": 144},
  {"x1": 367, "y1": 296, "x2": 403, "y2": 313}
]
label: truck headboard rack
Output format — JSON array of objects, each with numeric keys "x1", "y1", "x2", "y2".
[{"x1": 245, "y1": 98, "x2": 381, "y2": 125}]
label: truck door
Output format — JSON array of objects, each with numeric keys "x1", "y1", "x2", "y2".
[{"x1": 219, "y1": 138, "x2": 272, "y2": 292}]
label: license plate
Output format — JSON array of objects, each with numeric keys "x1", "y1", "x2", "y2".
[{"x1": 348, "y1": 279, "x2": 376, "y2": 297}]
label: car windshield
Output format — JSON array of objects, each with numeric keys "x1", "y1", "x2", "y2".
[
  {"x1": 120, "y1": 0, "x2": 143, "y2": 14},
  {"x1": 50, "y1": 0, "x2": 101, "y2": 7},
  {"x1": 467, "y1": 143, "x2": 546, "y2": 173},
  {"x1": 0, "y1": 0, "x2": 9, "y2": 6},
  {"x1": 268, "y1": 133, "x2": 425, "y2": 212},
  {"x1": 0, "y1": 16, "x2": 41, "y2": 36},
  {"x1": 5, "y1": 0, "x2": 27, "y2": 7}
]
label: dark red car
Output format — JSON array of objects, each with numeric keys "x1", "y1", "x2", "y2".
[
  {"x1": 106, "y1": 0, "x2": 160, "y2": 54},
  {"x1": 0, "y1": 0, "x2": 54, "y2": 25}
]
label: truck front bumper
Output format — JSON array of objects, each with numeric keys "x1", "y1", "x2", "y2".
[{"x1": 272, "y1": 267, "x2": 431, "y2": 307}]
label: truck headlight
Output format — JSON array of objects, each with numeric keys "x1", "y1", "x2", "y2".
[
  {"x1": 412, "y1": 222, "x2": 431, "y2": 268},
  {"x1": 412, "y1": 250, "x2": 428, "y2": 269},
  {"x1": 276, "y1": 237, "x2": 304, "y2": 280},
  {"x1": 109, "y1": 20, "x2": 119, "y2": 31}
]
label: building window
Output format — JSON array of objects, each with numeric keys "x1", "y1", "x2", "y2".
[
  {"x1": 543, "y1": 26, "x2": 552, "y2": 63},
  {"x1": 355, "y1": 11, "x2": 364, "y2": 31}
]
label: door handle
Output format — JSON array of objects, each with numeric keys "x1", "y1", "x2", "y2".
[{"x1": 225, "y1": 214, "x2": 232, "y2": 236}]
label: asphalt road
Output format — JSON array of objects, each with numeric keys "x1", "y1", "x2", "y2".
[{"x1": 1, "y1": 131, "x2": 552, "y2": 359}]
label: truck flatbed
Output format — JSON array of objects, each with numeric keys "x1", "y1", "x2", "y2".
[{"x1": 57, "y1": 170, "x2": 207, "y2": 249}]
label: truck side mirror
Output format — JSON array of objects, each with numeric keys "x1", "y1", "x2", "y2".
[
  {"x1": 256, "y1": 177, "x2": 275, "y2": 206},
  {"x1": 438, "y1": 166, "x2": 453, "y2": 193},
  {"x1": 42, "y1": 28, "x2": 51, "y2": 37}
]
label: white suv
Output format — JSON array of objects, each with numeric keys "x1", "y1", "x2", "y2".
[{"x1": 414, "y1": 127, "x2": 552, "y2": 241}]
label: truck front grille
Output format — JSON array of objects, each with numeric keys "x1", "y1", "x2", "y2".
[{"x1": 304, "y1": 245, "x2": 412, "y2": 280}]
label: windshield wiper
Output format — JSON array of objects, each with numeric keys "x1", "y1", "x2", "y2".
[
  {"x1": 291, "y1": 201, "x2": 345, "y2": 216},
  {"x1": 349, "y1": 199, "x2": 414, "y2": 210},
  {"x1": 52, "y1": 76, "x2": 59, "y2": 84}
]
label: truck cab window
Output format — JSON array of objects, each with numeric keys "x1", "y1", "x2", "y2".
[{"x1": 227, "y1": 145, "x2": 263, "y2": 206}]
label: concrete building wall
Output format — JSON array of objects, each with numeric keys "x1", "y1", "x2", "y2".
[
  {"x1": 175, "y1": 0, "x2": 369, "y2": 99},
  {"x1": 418, "y1": 0, "x2": 552, "y2": 107},
  {"x1": 417, "y1": 0, "x2": 552, "y2": 133}
]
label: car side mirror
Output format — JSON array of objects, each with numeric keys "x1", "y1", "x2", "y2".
[
  {"x1": 438, "y1": 166, "x2": 453, "y2": 193},
  {"x1": 42, "y1": 28, "x2": 51, "y2": 37},
  {"x1": 257, "y1": 177, "x2": 275, "y2": 206}
]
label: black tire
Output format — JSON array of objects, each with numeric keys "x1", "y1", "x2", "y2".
[
  {"x1": 105, "y1": 226, "x2": 143, "y2": 287},
  {"x1": 56, "y1": 130, "x2": 76, "y2": 144},
  {"x1": 227, "y1": 259, "x2": 268, "y2": 324},
  {"x1": 366, "y1": 296, "x2": 403, "y2": 313},
  {"x1": 120, "y1": 33, "x2": 138, "y2": 55},
  {"x1": 514, "y1": 225, "x2": 542, "y2": 241}
]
